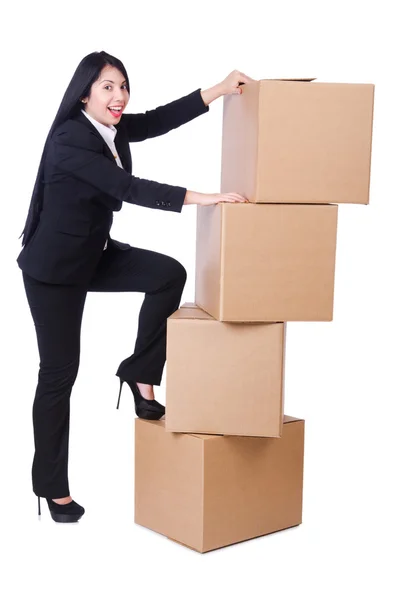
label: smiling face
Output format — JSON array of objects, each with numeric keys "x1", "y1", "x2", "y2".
[{"x1": 81, "y1": 65, "x2": 130, "y2": 126}]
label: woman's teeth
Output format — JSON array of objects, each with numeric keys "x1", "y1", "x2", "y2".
[{"x1": 108, "y1": 106, "x2": 122, "y2": 117}]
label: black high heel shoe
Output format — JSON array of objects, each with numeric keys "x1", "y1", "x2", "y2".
[
  {"x1": 116, "y1": 377, "x2": 165, "y2": 420},
  {"x1": 37, "y1": 496, "x2": 85, "y2": 523}
]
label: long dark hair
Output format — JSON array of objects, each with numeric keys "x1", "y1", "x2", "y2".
[{"x1": 19, "y1": 50, "x2": 130, "y2": 247}]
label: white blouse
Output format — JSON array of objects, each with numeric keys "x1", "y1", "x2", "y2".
[{"x1": 80, "y1": 108, "x2": 125, "y2": 250}]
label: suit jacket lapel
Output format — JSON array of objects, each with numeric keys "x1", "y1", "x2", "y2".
[
  {"x1": 72, "y1": 110, "x2": 132, "y2": 174},
  {"x1": 114, "y1": 123, "x2": 132, "y2": 174}
]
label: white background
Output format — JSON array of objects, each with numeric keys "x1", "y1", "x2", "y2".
[{"x1": 1, "y1": 0, "x2": 396, "y2": 597}]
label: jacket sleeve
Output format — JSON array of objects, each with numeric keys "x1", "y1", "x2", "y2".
[
  {"x1": 48, "y1": 122, "x2": 187, "y2": 212},
  {"x1": 120, "y1": 88, "x2": 210, "y2": 142}
]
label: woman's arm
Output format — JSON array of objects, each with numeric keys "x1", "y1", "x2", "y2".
[
  {"x1": 120, "y1": 88, "x2": 209, "y2": 142},
  {"x1": 199, "y1": 84, "x2": 224, "y2": 107},
  {"x1": 201, "y1": 70, "x2": 257, "y2": 105},
  {"x1": 49, "y1": 121, "x2": 187, "y2": 212},
  {"x1": 120, "y1": 70, "x2": 255, "y2": 143}
]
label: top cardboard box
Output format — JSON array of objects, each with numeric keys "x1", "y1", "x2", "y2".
[{"x1": 220, "y1": 78, "x2": 374, "y2": 204}]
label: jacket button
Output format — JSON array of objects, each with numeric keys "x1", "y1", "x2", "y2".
[
  {"x1": 155, "y1": 200, "x2": 160, "y2": 206},
  {"x1": 166, "y1": 201, "x2": 171, "y2": 206},
  {"x1": 161, "y1": 201, "x2": 166, "y2": 206}
]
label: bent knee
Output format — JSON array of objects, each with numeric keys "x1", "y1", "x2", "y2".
[
  {"x1": 169, "y1": 259, "x2": 187, "y2": 283},
  {"x1": 177, "y1": 263, "x2": 187, "y2": 283}
]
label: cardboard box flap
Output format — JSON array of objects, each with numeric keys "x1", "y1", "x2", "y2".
[
  {"x1": 145, "y1": 419, "x2": 222, "y2": 439},
  {"x1": 141, "y1": 416, "x2": 302, "y2": 438},
  {"x1": 181, "y1": 302, "x2": 198, "y2": 309},
  {"x1": 284, "y1": 415, "x2": 304, "y2": 424},
  {"x1": 262, "y1": 77, "x2": 316, "y2": 82},
  {"x1": 170, "y1": 303, "x2": 214, "y2": 321}
]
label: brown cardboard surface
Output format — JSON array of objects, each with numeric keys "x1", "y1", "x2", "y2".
[
  {"x1": 221, "y1": 79, "x2": 374, "y2": 204},
  {"x1": 195, "y1": 203, "x2": 338, "y2": 322},
  {"x1": 135, "y1": 415, "x2": 305, "y2": 553},
  {"x1": 165, "y1": 304, "x2": 285, "y2": 437},
  {"x1": 266, "y1": 78, "x2": 316, "y2": 81},
  {"x1": 166, "y1": 524, "x2": 301, "y2": 552}
]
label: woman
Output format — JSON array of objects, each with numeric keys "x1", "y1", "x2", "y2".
[{"x1": 17, "y1": 50, "x2": 253, "y2": 523}]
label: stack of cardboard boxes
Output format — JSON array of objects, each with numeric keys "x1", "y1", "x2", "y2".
[{"x1": 134, "y1": 78, "x2": 375, "y2": 553}]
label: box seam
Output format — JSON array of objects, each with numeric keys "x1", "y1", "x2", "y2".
[
  {"x1": 219, "y1": 205, "x2": 225, "y2": 320},
  {"x1": 201, "y1": 439, "x2": 205, "y2": 552}
]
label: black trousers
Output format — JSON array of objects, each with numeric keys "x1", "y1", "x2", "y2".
[{"x1": 22, "y1": 243, "x2": 187, "y2": 499}]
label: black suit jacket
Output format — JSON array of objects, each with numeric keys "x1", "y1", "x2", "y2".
[{"x1": 17, "y1": 88, "x2": 209, "y2": 285}]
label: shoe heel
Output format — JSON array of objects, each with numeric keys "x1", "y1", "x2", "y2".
[
  {"x1": 116, "y1": 378, "x2": 165, "y2": 420},
  {"x1": 36, "y1": 493, "x2": 84, "y2": 523},
  {"x1": 116, "y1": 378, "x2": 124, "y2": 410}
]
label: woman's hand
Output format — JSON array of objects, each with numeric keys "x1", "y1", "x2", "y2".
[
  {"x1": 199, "y1": 192, "x2": 248, "y2": 206},
  {"x1": 218, "y1": 70, "x2": 257, "y2": 96},
  {"x1": 184, "y1": 191, "x2": 248, "y2": 206},
  {"x1": 200, "y1": 70, "x2": 256, "y2": 106}
]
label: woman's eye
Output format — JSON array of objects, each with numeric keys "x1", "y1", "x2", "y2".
[{"x1": 104, "y1": 85, "x2": 127, "y2": 90}]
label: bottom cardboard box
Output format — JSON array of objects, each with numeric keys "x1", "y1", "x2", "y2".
[
  {"x1": 135, "y1": 416, "x2": 304, "y2": 553},
  {"x1": 166, "y1": 524, "x2": 301, "y2": 552}
]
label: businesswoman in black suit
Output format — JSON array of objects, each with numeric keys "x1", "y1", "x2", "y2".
[{"x1": 17, "y1": 50, "x2": 253, "y2": 522}]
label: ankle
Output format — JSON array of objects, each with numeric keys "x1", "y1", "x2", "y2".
[
  {"x1": 51, "y1": 495, "x2": 72, "y2": 505},
  {"x1": 136, "y1": 382, "x2": 155, "y2": 400}
]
